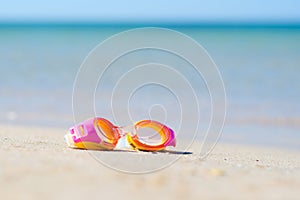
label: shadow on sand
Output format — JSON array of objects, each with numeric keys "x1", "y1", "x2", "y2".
[{"x1": 83, "y1": 148, "x2": 193, "y2": 155}]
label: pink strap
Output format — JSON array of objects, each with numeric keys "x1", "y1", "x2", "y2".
[{"x1": 69, "y1": 118, "x2": 102, "y2": 143}]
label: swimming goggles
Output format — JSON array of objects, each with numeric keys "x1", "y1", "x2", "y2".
[{"x1": 64, "y1": 117, "x2": 176, "y2": 151}]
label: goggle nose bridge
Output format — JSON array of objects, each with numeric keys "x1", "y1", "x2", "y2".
[{"x1": 116, "y1": 125, "x2": 137, "y2": 137}]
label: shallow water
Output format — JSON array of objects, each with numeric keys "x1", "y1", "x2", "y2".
[{"x1": 0, "y1": 25, "x2": 299, "y2": 149}]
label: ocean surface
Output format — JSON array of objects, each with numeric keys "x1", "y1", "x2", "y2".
[{"x1": 1, "y1": 24, "x2": 299, "y2": 149}]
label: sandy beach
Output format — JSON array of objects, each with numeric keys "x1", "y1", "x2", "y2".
[
  {"x1": 1, "y1": 124, "x2": 299, "y2": 200},
  {"x1": 1, "y1": 1, "x2": 300, "y2": 200}
]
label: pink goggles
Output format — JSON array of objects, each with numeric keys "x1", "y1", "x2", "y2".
[{"x1": 65, "y1": 117, "x2": 176, "y2": 151}]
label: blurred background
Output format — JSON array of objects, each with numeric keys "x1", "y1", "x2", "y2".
[{"x1": 0, "y1": 0, "x2": 299, "y2": 149}]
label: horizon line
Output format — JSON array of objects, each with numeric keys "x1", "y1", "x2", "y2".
[{"x1": 1, "y1": 21, "x2": 300, "y2": 28}]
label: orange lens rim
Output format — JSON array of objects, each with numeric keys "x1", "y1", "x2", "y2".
[
  {"x1": 94, "y1": 118, "x2": 120, "y2": 145},
  {"x1": 127, "y1": 120, "x2": 176, "y2": 151}
]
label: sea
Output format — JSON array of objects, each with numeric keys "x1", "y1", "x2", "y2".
[{"x1": 1, "y1": 24, "x2": 299, "y2": 150}]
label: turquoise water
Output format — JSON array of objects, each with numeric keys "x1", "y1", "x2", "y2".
[{"x1": 0, "y1": 25, "x2": 299, "y2": 149}]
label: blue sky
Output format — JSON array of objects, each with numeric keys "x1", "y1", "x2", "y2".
[{"x1": 0, "y1": 0, "x2": 300, "y2": 23}]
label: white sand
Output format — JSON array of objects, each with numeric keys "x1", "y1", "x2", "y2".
[{"x1": 1, "y1": 124, "x2": 299, "y2": 200}]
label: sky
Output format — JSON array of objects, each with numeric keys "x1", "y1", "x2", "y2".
[{"x1": 0, "y1": 0, "x2": 300, "y2": 23}]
